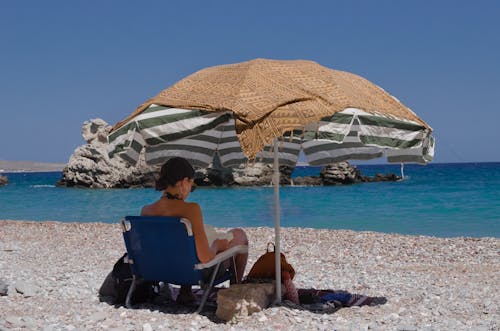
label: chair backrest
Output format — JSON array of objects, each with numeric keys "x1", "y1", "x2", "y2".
[{"x1": 121, "y1": 216, "x2": 203, "y2": 285}]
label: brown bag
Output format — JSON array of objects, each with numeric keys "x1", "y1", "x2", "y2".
[{"x1": 247, "y1": 243, "x2": 295, "y2": 280}]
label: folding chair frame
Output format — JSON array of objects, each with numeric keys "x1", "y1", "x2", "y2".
[{"x1": 121, "y1": 217, "x2": 247, "y2": 313}]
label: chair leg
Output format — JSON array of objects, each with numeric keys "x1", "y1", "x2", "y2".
[
  {"x1": 196, "y1": 262, "x2": 221, "y2": 313},
  {"x1": 231, "y1": 256, "x2": 239, "y2": 284},
  {"x1": 125, "y1": 276, "x2": 137, "y2": 309}
]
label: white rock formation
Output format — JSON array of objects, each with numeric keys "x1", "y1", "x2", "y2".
[{"x1": 57, "y1": 119, "x2": 157, "y2": 188}]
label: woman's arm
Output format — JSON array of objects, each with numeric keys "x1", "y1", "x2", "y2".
[
  {"x1": 211, "y1": 239, "x2": 229, "y2": 254},
  {"x1": 184, "y1": 202, "x2": 217, "y2": 263}
]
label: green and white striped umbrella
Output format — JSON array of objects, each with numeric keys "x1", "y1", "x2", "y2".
[
  {"x1": 107, "y1": 104, "x2": 434, "y2": 168},
  {"x1": 107, "y1": 59, "x2": 434, "y2": 304}
]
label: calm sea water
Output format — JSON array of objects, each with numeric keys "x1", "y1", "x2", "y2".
[{"x1": 1, "y1": 163, "x2": 499, "y2": 238}]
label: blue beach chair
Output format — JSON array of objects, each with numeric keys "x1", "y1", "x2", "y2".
[{"x1": 120, "y1": 216, "x2": 247, "y2": 313}]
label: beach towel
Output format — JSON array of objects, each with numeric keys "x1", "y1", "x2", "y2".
[{"x1": 297, "y1": 288, "x2": 383, "y2": 309}]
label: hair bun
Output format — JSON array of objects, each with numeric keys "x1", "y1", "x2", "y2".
[{"x1": 155, "y1": 157, "x2": 195, "y2": 191}]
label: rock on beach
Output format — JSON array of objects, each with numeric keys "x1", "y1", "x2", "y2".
[{"x1": 0, "y1": 220, "x2": 498, "y2": 330}]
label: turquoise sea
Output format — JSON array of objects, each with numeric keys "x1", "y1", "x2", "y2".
[{"x1": 1, "y1": 163, "x2": 499, "y2": 238}]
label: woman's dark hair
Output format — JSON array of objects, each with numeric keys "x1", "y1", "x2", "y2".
[{"x1": 155, "y1": 157, "x2": 195, "y2": 191}]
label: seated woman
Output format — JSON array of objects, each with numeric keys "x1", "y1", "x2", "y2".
[{"x1": 141, "y1": 157, "x2": 249, "y2": 304}]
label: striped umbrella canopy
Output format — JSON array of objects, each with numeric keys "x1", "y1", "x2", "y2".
[
  {"x1": 107, "y1": 59, "x2": 434, "y2": 302},
  {"x1": 107, "y1": 105, "x2": 434, "y2": 168},
  {"x1": 108, "y1": 59, "x2": 434, "y2": 168}
]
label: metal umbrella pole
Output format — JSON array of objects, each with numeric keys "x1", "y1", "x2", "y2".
[{"x1": 273, "y1": 138, "x2": 282, "y2": 303}]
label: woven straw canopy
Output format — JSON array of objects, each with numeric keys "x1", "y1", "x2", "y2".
[{"x1": 112, "y1": 58, "x2": 431, "y2": 159}]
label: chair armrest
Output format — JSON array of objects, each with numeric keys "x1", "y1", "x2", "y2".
[{"x1": 194, "y1": 245, "x2": 248, "y2": 270}]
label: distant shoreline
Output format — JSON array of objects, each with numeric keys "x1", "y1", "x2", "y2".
[{"x1": 0, "y1": 160, "x2": 65, "y2": 173}]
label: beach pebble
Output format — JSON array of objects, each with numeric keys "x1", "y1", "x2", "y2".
[
  {"x1": 89, "y1": 311, "x2": 107, "y2": 322},
  {"x1": 18, "y1": 317, "x2": 37, "y2": 329},
  {"x1": 15, "y1": 280, "x2": 40, "y2": 297},
  {"x1": 397, "y1": 324, "x2": 418, "y2": 331},
  {"x1": 257, "y1": 313, "x2": 268, "y2": 322},
  {"x1": 42, "y1": 325, "x2": 58, "y2": 331},
  {"x1": 0, "y1": 280, "x2": 8, "y2": 296},
  {"x1": 4, "y1": 316, "x2": 20, "y2": 326}
]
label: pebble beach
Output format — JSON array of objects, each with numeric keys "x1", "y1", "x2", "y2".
[{"x1": 1, "y1": 220, "x2": 498, "y2": 331}]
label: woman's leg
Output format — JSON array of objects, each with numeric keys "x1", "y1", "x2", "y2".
[{"x1": 228, "y1": 228, "x2": 248, "y2": 282}]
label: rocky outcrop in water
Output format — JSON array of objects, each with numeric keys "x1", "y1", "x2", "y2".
[
  {"x1": 57, "y1": 119, "x2": 400, "y2": 188},
  {"x1": 56, "y1": 119, "x2": 157, "y2": 189},
  {"x1": 290, "y1": 162, "x2": 401, "y2": 186},
  {"x1": 0, "y1": 175, "x2": 8, "y2": 187},
  {"x1": 319, "y1": 162, "x2": 401, "y2": 185},
  {"x1": 320, "y1": 162, "x2": 362, "y2": 185}
]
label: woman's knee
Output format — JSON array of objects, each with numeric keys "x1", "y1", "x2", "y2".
[{"x1": 230, "y1": 228, "x2": 248, "y2": 245}]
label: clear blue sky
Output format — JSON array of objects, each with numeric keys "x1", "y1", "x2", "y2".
[{"x1": 1, "y1": 0, "x2": 499, "y2": 163}]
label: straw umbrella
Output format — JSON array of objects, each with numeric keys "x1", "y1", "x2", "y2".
[{"x1": 107, "y1": 58, "x2": 434, "y2": 302}]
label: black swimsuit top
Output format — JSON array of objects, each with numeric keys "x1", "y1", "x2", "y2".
[{"x1": 164, "y1": 192, "x2": 182, "y2": 200}]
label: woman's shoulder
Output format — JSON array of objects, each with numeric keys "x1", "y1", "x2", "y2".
[
  {"x1": 140, "y1": 200, "x2": 202, "y2": 220},
  {"x1": 140, "y1": 202, "x2": 155, "y2": 215},
  {"x1": 184, "y1": 200, "x2": 200, "y2": 207},
  {"x1": 182, "y1": 201, "x2": 201, "y2": 213},
  {"x1": 178, "y1": 201, "x2": 202, "y2": 223}
]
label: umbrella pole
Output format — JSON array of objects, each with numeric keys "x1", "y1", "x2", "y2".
[{"x1": 273, "y1": 138, "x2": 282, "y2": 304}]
